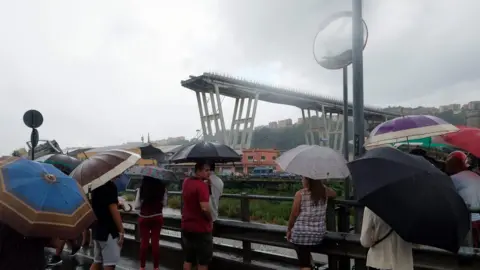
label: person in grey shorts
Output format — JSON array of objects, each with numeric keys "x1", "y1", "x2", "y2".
[{"x1": 90, "y1": 181, "x2": 125, "y2": 270}]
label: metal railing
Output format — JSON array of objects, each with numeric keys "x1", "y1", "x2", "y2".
[{"x1": 121, "y1": 194, "x2": 480, "y2": 270}]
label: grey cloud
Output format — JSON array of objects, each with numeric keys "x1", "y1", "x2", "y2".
[{"x1": 0, "y1": 0, "x2": 479, "y2": 154}]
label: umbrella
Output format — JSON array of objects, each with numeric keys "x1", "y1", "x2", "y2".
[
  {"x1": 438, "y1": 126, "x2": 480, "y2": 157},
  {"x1": 113, "y1": 173, "x2": 130, "y2": 192},
  {"x1": 391, "y1": 137, "x2": 450, "y2": 149},
  {"x1": 35, "y1": 153, "x2": 82, "y2": 175},
  {"x1": 125, "y1": 165, "x2": 178, "y2": 182},
  {"x1": 276, "y1": 145, "x2": 350, "y2": 180},
  {"x1": 70, "y1": 149, "x2": 141, "y2": 193},
  {"x1": 0, "y1": 157, "x2": 95, "y2": 239},
  {"x1": 170, "y1": 141, "x2": 241, "y2": 164},
  {"x1": 348, "y1": 146, "x2": 470, "y2": 252},
  {"x1": 365, "y1": 115, "x2": 458, "y2": 149}
]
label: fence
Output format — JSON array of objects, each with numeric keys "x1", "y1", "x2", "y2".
[{"x1": 121, "y1": 192, "x2": 480, "y2": 270}]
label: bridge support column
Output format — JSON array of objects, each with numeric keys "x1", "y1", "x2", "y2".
[
  {"x1": 228, "y1": 94, "x2": 259, "y2": 150},
  {"x1": 301, "y1": 107, "x2": 344, "y2": 153},
  {"x1": 195, "y1": 84, "x2": 228, "y2": 144}
]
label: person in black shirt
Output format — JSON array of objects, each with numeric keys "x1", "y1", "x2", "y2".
[{"x1": 90, "y1": 181, "x2": 125, "y2": 270}]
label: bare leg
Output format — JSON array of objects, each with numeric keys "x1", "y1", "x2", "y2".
[
  {"x1": 183, "y1": 262, "x2": 192, "y2": 270},
  {"x1": 89, "y1": 262, "x2": 102, "y2": 270},
  {"x1": 56, "y1": 240, "x2": 66, "y2": 255}
]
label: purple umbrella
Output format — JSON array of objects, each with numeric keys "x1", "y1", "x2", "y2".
[{"x1": 365, "y1": 115, "x2": 458, "y2": 149}]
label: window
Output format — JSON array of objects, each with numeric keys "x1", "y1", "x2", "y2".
[
  {"x1": 272, "y1": 156, "x2": 276, "y2": 160},
  {"x1": 247, "y1": 156, "x2": 254, "y2": 161},
  {"x1": 261, "y1": 156, "x2": 266, "y2": 161}
]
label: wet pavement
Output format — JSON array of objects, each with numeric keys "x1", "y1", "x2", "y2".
[{"x1": 45, "y1": 246, "x2": 170, "y2": 270}]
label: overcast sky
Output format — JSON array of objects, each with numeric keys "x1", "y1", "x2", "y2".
[{"x1": 1, "y1": 0, "x2": 479, "y2": 154}]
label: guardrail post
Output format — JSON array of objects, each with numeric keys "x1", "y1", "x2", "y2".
[
  {"x1": 465, "y1": 214, "x2": 473, "y2": 247},
  {"x1": 326, "y1": 200, "x2": 339, "y2": 270},
  {"x1": 337, "y1": 205, "x2": 351, "y2": 270},
  {"x1": 354, "y1": 206, "x2": 366, "y2": 270},
  {"x1": 134, "y1": 222, "x2": 141, "y2": 242},
  {"x1": 240, "y1": 192, "x2": 252, "y2": 263}
]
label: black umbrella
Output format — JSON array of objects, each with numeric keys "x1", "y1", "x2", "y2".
[
  {"x1": 348, "y1": 146, "x2": 470, "y2": 253},
  {"x1": 170, "y1": 141, "x2": 241, "y2": 164},
  {"x1": 35, "y1": 153, "x2": 82, "y2": 175}
]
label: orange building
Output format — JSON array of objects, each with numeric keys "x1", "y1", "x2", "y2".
[{"x1": 241, "y1": 148, "x2": 281, "y2": 174}]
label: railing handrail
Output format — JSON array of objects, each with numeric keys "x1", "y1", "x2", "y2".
[
  {"x1": 120, "y1": 211, "x2": 480, "y2": 270},
  {"x1": 165, "y1": 190, "x2": 479, "y2": 213}
]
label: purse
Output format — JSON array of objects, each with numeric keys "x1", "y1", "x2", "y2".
[{"x1": 371, "y1": 228, "x2": 393, "y2": 248}]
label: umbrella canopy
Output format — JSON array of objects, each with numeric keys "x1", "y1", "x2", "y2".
[
  {"x1": 348, "y1": 147, "x2": 470, "y2": 252},
  {"x1": 391, "y1": 137, "x2": 450, "y2": 149},
  {"x1": 276, "y1": 145, "x2": 349, "y2": 180},
  {"x1": 125, "y1": 165, "x2": 178, "y2": 183},
  {"x1": 365, "y1": 115, "x2": 458, "y2": 149},
  {"x1": 170, "y1": 141, "x2": 241, "y2": 164},
  {"x1": 439, "y1": 126, "x2": 480, "y2": 157},
  {"x1": 35, "y1": 153, "x2": 82, "y2": 175},
  {"x1": 113, "y1": 173, "x2": 130, "y2": 192},
  {"x1": 70, "y1": 149, "x2": 141, "y2": 193},
  {"x1": 0, "y1": 157, "x2": 95, "y2": 239}
]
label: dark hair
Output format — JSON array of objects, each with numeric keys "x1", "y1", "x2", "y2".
[
  {"x1": 307, "y1": 178, "x2": 326, "y2": 206},
  {"x1": 445, "y1": 157, "x2": 466, "y2": 176},
  {"x1": 210, "y1": 163, "x2": 216, "y2": 172},
  {"x1": 140, "y1": 176, "x2": 166, "y2": 204},
  {"x1": 194, "y1": 162, "x2": 207, "y2": 173}
]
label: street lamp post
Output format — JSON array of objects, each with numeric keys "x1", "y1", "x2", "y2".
[
  {"x1": 352, "y1": 0, "x2": 365, "y2": 159},
  {"x1": 313, "y1": 4, "x2": 368, "y2": 269}
]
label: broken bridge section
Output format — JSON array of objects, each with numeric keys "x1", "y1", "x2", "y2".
[{"x1": 181, "y1": 72, "x2": 399, "y2": 152}]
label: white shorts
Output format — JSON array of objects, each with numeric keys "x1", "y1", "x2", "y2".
[{"x1": 93, "y1": 234, "x2": 121, "y2": 266}]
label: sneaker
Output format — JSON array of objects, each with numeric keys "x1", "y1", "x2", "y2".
[
  {"x1": 69, "y1": 244, "x2": 81, "y2": 257},
  {"x1": 47, "y1": 255, "x2": 63, "y2": 266}
]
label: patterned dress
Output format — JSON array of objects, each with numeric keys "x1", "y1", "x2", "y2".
[{"x1": 290, "y1": 189, "x2": 327, "y2": 245}]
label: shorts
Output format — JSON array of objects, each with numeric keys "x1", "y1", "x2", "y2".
[
  {"x1": 93, "y1": 235, "x2": 121, "y2": 266},
  {"x1": 181, "y1": 230, "x2": 213, "y2": 265},
  {"x1": 293, "y1": 244, "x2": 316, "y2": 268}
]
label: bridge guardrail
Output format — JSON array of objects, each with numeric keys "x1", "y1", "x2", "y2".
[{"x1": 121, "y1": 193, "x2": 480, "y2": 270}]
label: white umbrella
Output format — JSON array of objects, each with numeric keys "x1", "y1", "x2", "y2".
[{"x1": 276, "y1": 145, "x2": 350, "y2": 180}]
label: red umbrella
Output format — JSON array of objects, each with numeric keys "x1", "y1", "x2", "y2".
[{"x1": 437, "y1": 126, "x2": 480, "y2": 157}]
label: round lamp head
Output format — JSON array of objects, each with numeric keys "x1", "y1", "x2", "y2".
[{"x1": 313, "y1": 11, "x2": 368, "y2": 70}]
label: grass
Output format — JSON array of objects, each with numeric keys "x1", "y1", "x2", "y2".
[{"x1": 164, "y1": 182, "x2": 346, "y2": 225}]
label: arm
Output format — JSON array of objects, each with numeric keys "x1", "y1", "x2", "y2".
[
  {"x1": 325, "y1": 185, "x2": 337, "y2": 198},
  {"x1": 109, "y1": 204, "x2": 125, "y2": 237},
  {"x1": 360, "y1": 207, "x2": 374, "y2": 248},
  {"x1": 198, "y1": 182, "x2": 212, "y2": 221},
  {"x1": 287, "y1": 191, "x2": 302, "y2": 232},
  {"x1": 106, "y1": 188, "x2": 124, "y2": 237}
]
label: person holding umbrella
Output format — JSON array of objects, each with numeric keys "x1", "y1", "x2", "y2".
[
  {"x1": 169, "y1": 141, "x2": 242, "y2": 270},
  {"x1": 181, "y1": 162, "x2": 213, "y2": 270},
  {"x1": 276, "y1": 145, "x2": 346, "y2": 270},
  {"x1": 70, "y1": 149, "x2": 141, "y2": 270},
  {"x1": 131, "y1": 166, "x2": 171, "y2": 270},
  {"x1": 0, "y1": 157, "x2": 95, "y2": 270},
  {"x1": 348, "y1": 147, "x2": 470, "y2": 269}
]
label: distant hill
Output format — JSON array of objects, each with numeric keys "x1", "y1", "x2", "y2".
[{"x1": 251, "y1": 110, "x2": 466, "y2": 150}]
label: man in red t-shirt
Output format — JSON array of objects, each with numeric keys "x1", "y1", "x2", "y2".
[{"x1": 181, "y1": 162, "x2": 213, "y2": 270}]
